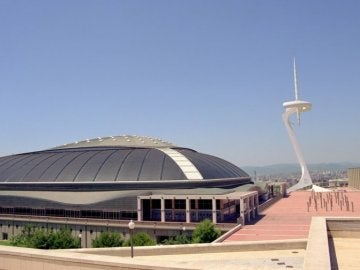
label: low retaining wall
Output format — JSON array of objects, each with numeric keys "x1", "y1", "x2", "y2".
[
  {"x1": 257, "y1": 195, "x2": 282, "y2": 213},
  {"x1": 0, "y1": 246, "x2": 185, "y2": 270},
  {"x1": 212, "y1": 224, "x2": 242, "y2": 243},
  {"x1": 0, "y1": 239, "x2": 306, "y2": 270},
  {"x1": 303, "y1": 217, "x2": 331, "y2": 270},
  {"x1": 76, "y1": 239, "x2": 307, "y2": 257}
]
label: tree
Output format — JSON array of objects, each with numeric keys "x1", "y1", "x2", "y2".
[
  {"x1": 192, "y1": 219, "x2": 221, "y2": 243},
  {"x1": 92, "y1": 231, "x2": 124, "y2": 248},
  {"x1": 124, "y1": 232, "x2": 156, "y2": 246}
]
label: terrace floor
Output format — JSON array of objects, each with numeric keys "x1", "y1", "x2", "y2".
[{"x1": 224, "y1": 190, "x2": 360, "y2": 242}]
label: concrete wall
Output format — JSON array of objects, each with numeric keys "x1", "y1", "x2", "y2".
[
  {"x1": 327, "y1": 218, "x2": 360, "y2": 238},
  {"x1": 77, "y1": 239, "x2": 306, "y2": 257},
  {"x1": 257, "y1": 195, "x2": 282, "y2": 213},
  {"x1": 0, "y1": 245, "x2": 181, "y2": 270},
  {"x1": 303, "y1": 217, "x2": 331, "y2": 270}
]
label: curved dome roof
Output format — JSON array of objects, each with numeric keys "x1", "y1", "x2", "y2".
[{"x1": 0, "y1": 135, "x2": 249, "y2": 184}]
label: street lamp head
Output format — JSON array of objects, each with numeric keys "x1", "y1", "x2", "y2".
[
  {"x1": 78, "y1": 233, "x2": 82, "y2": 239},
  {"x1": 128, "y1": 220, "x2": 135, "y2": 230}
]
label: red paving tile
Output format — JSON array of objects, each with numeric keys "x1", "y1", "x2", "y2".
[{"x1": 224, "y1": 190, "x2": 360, "y2": 242}]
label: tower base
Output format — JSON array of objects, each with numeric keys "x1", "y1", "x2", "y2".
[
  {"x1": 287, "y1": 182, "x2": 313, "y2": 193},
  {"x1": 287, "y1": 183, "x2": 330, "y2": 194}
]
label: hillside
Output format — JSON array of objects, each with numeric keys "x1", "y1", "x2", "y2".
[{"x1": 242, "y1": 162, "x2": 360, "y2": 176}]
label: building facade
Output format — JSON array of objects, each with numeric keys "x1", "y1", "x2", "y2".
[{"x1": 0, "y1": 135, "x2": 260, "y2": 242}]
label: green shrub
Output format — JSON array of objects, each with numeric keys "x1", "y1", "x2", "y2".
[
  {"x1": 29, "y1": 229, "x2": 50, "y2": 249},
  {"x1": 192, "y1": 219, "x2": 221, "y2": 243},
  {"x1": 161, "y1": 234, "x2": 191, "y2": 245},
  {"x1": 49, "y1": 228, "x2": 80, "y2": 249},
  {"x1": 92, "y1": 231, "x2": 124, "y2": 248},
  {"x1": 10, "y1": 224, "x2": 36, "y2": 247},
  {"x1": 124, "y1": 232, "x2": 156, "y2": 246}
]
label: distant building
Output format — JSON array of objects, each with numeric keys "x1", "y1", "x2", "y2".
[
  {"x1": 328, "y1": 179, "x2": 348, "y2": 188},
  {"x1": 348, "y1": 167, "x2": 360, "y2": 189}
]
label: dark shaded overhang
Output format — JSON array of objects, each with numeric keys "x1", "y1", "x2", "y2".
[{"x1": 0, "y1": 177, "x2": 252, "y2": 192}]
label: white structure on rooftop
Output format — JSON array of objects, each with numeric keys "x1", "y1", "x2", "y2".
[{"x1": 283, "y1": 59, "x2": 313, "y2": 192}]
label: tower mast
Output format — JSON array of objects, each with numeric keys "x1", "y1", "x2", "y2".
[
  {"x1": 283, "y1": 60, "x2": 313, "y2": 192},
  {"x1": 293, "y1": 58, "x2": 299, "y2": 101}
]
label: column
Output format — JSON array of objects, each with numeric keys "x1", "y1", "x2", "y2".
[
  {"x1": 171, "y1": 198, "x2": 175, "y2": 221},
  {"x1": 251, "y1": 196, "x2": 256, "y2": 219},
  {"x1": 246, "y1": 198, "x2": 251, "y2": 222},
  {"x1": 212, "y1": 197, "x2": 217, "y2": 224},
  {"x1": 150, "y1": 199, "x2": 152, "y2": 220},
  {"x1": 220, "y1": 200, "x2": 226, "y2": 221},
  {"x1": 239, "y1": 198, "x2": 245, "y2": 225},
  {"x1": 195, "y1": 199, "x2": 199, "y2": 222},
  {"x1": 160, "y1": 197, "x2": 165, "y2": 222},
  {"x1": 186, "y1": 197, "x2": 190, "y2": 223},
  {"x1": 137, "y1": 197, "x2": 142, "y2": 221},
  {"x1": 255, "y1": 194, "x2": 259, "y2": 215}
]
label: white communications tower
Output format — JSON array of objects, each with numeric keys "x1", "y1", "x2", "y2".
[{"x1": 283, "y1": 59, "x2": 313, "y2": 192}]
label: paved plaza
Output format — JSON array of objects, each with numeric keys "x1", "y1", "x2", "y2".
[{"x1": 225, "y1": 190, "x2": 360, "y2": 242}]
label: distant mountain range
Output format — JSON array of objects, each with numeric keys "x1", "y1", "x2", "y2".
[{"x1": 242, "y1": 162, "x2": 360, "y2": 176}]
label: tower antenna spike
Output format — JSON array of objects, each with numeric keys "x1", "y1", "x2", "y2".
[
  {"x1": 293, "y1": 58, "x2": 299, "y2": 101},
  {"x1": 293, "y1": 58, "x2": 301, "y2": 125}
]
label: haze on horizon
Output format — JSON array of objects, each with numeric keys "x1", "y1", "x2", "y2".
[{"x1": 0, "y1": 1, "x2": 359, "y2": 167}]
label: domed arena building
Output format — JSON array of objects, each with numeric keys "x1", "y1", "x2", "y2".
[{"x1": 0, "y1": 135, "x2": 260, "y2": 245}]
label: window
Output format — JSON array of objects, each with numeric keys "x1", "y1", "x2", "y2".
[
  {"x1": 165, "y1": 199, "x2": 172, "y2": 209},
  {"x1": 190, "y1": 200, "x2": 196, "y2": 209},
  {"x1": 2, "y1": 233, "x2": 8, "y2": 240},
  {"x1": 198, "y1": 200, "x2": 212, "y2": 210},
  {"x1": 151, "y1": 199, "x2": 161, "y2": 209},
  {"x1": 174, "y1": 199, "x2": 186, "y2": 209}
]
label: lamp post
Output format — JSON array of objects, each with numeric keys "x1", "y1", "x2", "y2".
[
  {"x1": 128, "y1": 220, "x2": 135, "y2": 258},
  {"x1": 78, "y1": 233, "x2": 82, "y2": 248},
  {"x1": 180, "y1": 226, "x2": 186, "y2": 235}
]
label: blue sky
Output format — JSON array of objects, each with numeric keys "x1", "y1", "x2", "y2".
[{"x1": 0, "y1": 0, "x2": 359, "y2": 166}]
